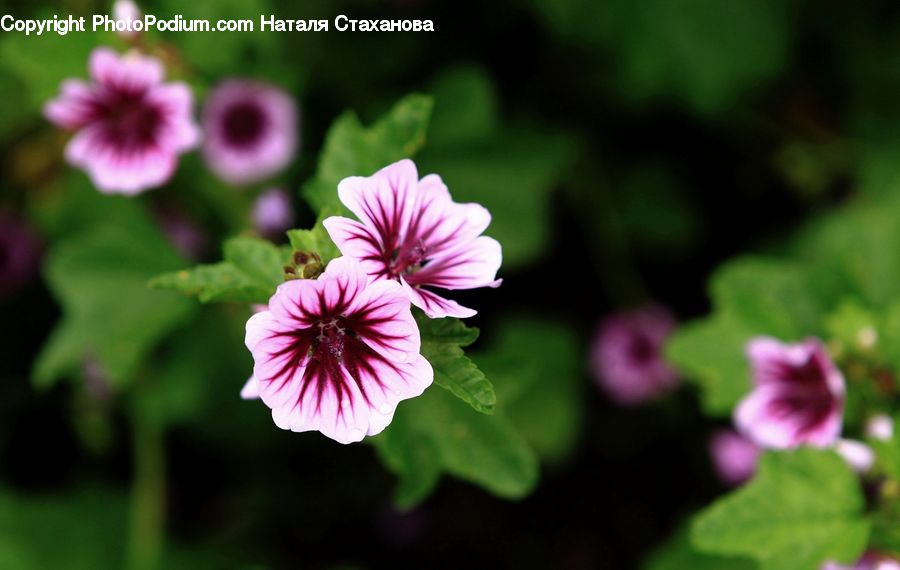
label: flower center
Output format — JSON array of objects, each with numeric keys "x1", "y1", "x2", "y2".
[
  {"x1": 311, "y1": 318, "x2": 349, "y2": 360},
  {"x1": 222, "y1": 101, "x2": 267, "y2": 148},
  {"x1": 388, "y1": 239, "x2": 428, "y2": 278},
  {"x1": 102, "y1": 93, "x2": 162, "y2": 150},
  {"x1": 628, "y1": 334, "x2": 656, "y2": 365}
]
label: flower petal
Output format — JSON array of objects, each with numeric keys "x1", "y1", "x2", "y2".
[
  {"x1": 347, "y1": 279, "x2": 420, "y2": 363},
  {"x1": 399, "y1": 277, "x2": 477, "y2": 318},
  {"x1": 43, "y1": 79, "x2": 98, "y2": 130},
  {"x1": 89, "y1": 47, "x2": 163, "y2": 94},
  {"x1": 323, "y1": 216, "x2": 389, "y2": 278},
  {"x1": 337, "y1": 159, "x2": 419, "y2": 248},
  {"x1": 406, "y1": 235, "x2": 502, "y2": 290}
]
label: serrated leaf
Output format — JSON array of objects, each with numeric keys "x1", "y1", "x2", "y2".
[
  {"x1": 302, "y1": 94, "x2": 433, "y2": 213},
  {"x1": 373, "y1": 386, "x2": 538, "y2": 508},
  {"x1": 33, "y1": 215, "x2": 195, "y2": 389},
  {"x1": 416, "y1": 313, "x2": 494, "y2": 414},
  {"x1": 692, "y1": 449, "x2": 870, "y2": 570},
  {"x1": 286, "y1": 208, "x2": 341, "y2": 264},
  {"x1": 474, "y1": 317, "x2": 584, "y2": 463},
  {"x1": 665, "y1": 314, "x2": 755, "y2": 416},
  {"x1": 150, "y1": 236, "x2": 287, "y2": 304}
]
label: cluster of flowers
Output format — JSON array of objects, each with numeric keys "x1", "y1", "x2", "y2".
[{"x1": 241, "y1": 160, "x2": 502, "y2": 443}]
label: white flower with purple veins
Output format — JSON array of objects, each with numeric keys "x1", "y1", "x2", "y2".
[
  {"x1": 202, "y1": 80, "x2": 298, "y2": 185},
  {"x1": 244, "y1": 257, "x2": 433, "y2": 444},
  {"x1": 324, "y1": 159, "x2": 502, "y2": 318},
  {"x1": 736, "y1": 337, "x2": 845, "y2": 449},
  {"x1": 44, "y1": 48, "x2": 200, "y2": 195},
  {"x1": 590, "y1": 306, "x2": 679, "y2": 405}
]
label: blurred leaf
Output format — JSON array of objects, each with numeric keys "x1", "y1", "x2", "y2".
[
  {"x1": 0, "y1": 19, "x2": 102, "y2": 111},
  {"x1": 34, "y1": 213, "x2": 195, "y2": 389},
  {"x1": 427, "y1": 65, "x2": 500, "y2": 147},
  {"x1": 474, "y1": 317, "x2": 583, "y2": 463},
  {"x1": 666, "y1": 314, "x2": 754, "y2": 417},
  {"x1": 644, "y1": 520, "x2": 756, "y2": 570},
  {"x1": 286, "y1": 208, "x2": 341, "y2": 264},
  {"x1": 691, "y1": 449, "x2": 870, "y2": 570},
  {"x1": 416, "y1": 312, "x2": 494, "y2": 414},
  {"x1": 617, "y1": 165, "x2": 702, "y2": 254},
  {"x1": 373, "y1": 386, "x2": 539, "y2": 508},
  {"x1": 419, "y1": 128, "x2": 575, "y2": 269},
  {"x1": 824, "y1": 300, "x2": 878, "y2": 355},
  {"x1": 793, "y1": 196, "x2": 900, "y2": 308},
  {"x1": 710, "y1": 257, "x2": 829, "y2": 340},
  {"x1": 150, "y1": 236, "x2": 287, "y2": 304},
  {"x1": 0, "y1": 486, "x2": 127, "y2": 569},
  {"x1": 302, "y1": 94, "x2": 433, "y2": 213}
]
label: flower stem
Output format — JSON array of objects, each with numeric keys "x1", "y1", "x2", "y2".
[{"x1": 127, "y1": 402, "x2": 165, "y2": 570}]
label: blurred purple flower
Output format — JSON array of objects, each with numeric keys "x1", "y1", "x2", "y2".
[
  {"x1": 324, "y1": 159, "x2": 502, "y2": 318},
  {"x1": 44, "y1": 48, "x2": 200, "y2": 195},
  {"x1": 736, "y1": 337, "x2": 844, "y2": 450},
  {"x1": 155, "y1": 209, "x2": 207, "y2": 261},
  {"x1": 589, "y1": 305, "x2": 678, "y2": 405},
  {"x1": 709, "y1": 429, "x2": 760, "y2": 486},
  {"x1": 252, "y1": 188, "x2": 294, "y2": 237},
  {"x1": 0, "y1": 211, "x2": 40, "y2": 298},
  {"x1": 201, "y1": 80, "x2": 298, "y2": 185},
  {"x1": 244, "y1": 257, "x2": 433, "y2": 443}
]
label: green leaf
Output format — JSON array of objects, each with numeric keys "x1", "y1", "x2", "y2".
[
  {"x1": 427, "y1": 65, "x2": 500, "y2": 147},
  {"x1": 710, "y1": 257, "x2": 830, "y2": 340},
  {"x1": 692, "y1": 449, "x2": 870, "y2": 570},
  {"x1": 665, "y1": 314, "x2": 755, "y2": 416},
  {"x1": 416, "y1": 313, "x2": 495, "y2": 414},
  {"x1": 150, "y1": 236, "x2": 287, "y2": 304},
  {"x1": 419, "y1": 128, "x2": 574, "y2": 269},
  {"x1": 0, "y1": 17, "x2": 103, "y2": 111},
  {"x1": 474, "y1": 317, "x2": 584, "y2": 463},
  {"x1": 34, "y1": 215, "x2": 195, "y2": 389},
  {"x1": 286, "y1": 208, "x2": 341, "y2": 264},
  {"x1": 0, "y1": 486, "x2": 127, "y2": 570},
  {"x1": 644, "y1": 520, "x2": 757, "y2": 570},
  {"x1": 373, "y1": 386, "x2": 539, "y2": 508},
  {"x1": 302, "y1": 94, "x2": 433, "y2": 213}
]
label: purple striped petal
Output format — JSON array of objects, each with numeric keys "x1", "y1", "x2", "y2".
[
  {"x1": 244, "y1": 257, "x2": 433, "y2": 443},
  {"x1": 330, "y1": 159, "x2": 502, "y2": 318}
]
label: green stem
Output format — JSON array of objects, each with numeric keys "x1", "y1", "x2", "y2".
[{"x1": 127, "y1": 403, "x2": 165, "y2": 570}]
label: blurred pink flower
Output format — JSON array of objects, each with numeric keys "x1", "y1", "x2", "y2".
[
  {"x1": 822, "y1": 554, "x2": 900, "y2": 570},
  {"x1": 155, "y1": 209, "x2": 207, "y2": 261},
  {"x1": 834, "y1": 439, "x2": 875, "y2": 473},
  {"x1": 113, "y1": 0, "x2": 141, "y2": 39},
  {"x1": 324, "y1": 159, "x2": 501, "y2": 318},
  {"x1": 44, "y1": 48, "x2": 200, "y2": 195},
  {"x1": 866, "y1": 414, "x2": 894, "y2": 441},
  {"x1": 244, "y1": 257, "x2": 432, "y2": 443},
  {"x1": 736, "y1": 337, "x2": 844, "y2": 449},
  {"x1": 0, "y1": 211, "x2": 40, "y2": 298},
  {"x1": 201, "y1": 80, "x2": 297, "y2": 185},
  {"x1": 709, "y1": 429, "x2": 760, "y2": 486},
  {"x1": 252, "y1": 188, "x2": 294, "y2": 237},
  {"x1": 590, "y1": 305, "x2": 678, "y2": 405}
]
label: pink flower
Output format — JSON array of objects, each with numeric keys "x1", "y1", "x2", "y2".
[
  {"x1": 201, "y1": 80, "x2": 297, "y2": 185},
  {"x1": 252, "y1": 188, "x2": 294, "y2": 238},
  {"x1": 590, "y1": 306, "x2": 679, "y2": 405},
  {"x1": 866, "y1": 414, "x2": 894, "y2": 441},
  {"x1": 244, "y1": 257, "x2": 433, "y2": 443},
  {"x1": 834, "y1": 439, "x2": 875, "y2": 473},
  {"x1": 736, "y1": 337, "x2": 844, "y2": 449},
  {"x1": 709, "y1": 429, "x2": 761, "y2": 486},
  {"x1": 44, "y1": 48, "x2": 200, "y2": 195},
  {"x1": 323, "y1": 159, "x2": 502, "y2": 318}
]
